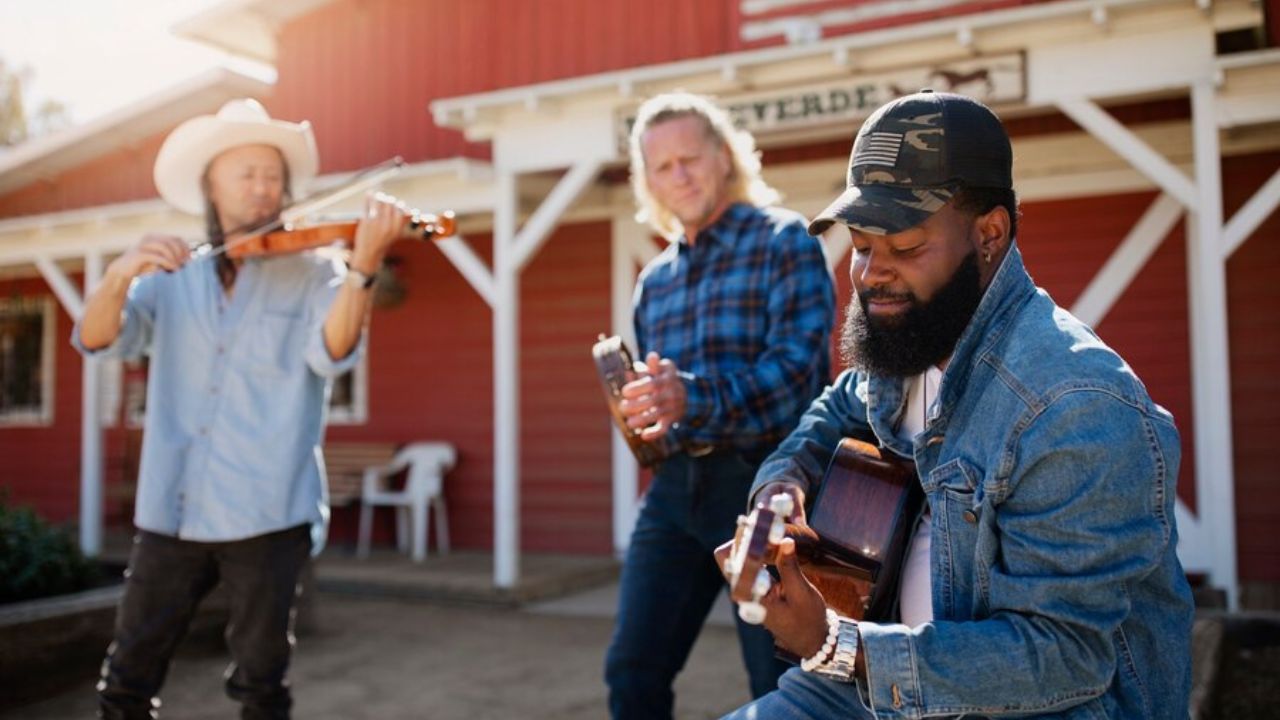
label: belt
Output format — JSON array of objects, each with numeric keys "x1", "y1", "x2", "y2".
[{"x1": 684, "y1": 443, "x2": 716, "y2": 458}]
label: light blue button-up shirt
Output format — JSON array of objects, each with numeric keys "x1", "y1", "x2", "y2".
[{"x1": 73, "y1": 252, "x2": 361, "y2": 547}]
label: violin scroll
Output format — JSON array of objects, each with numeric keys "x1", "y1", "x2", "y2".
[{"x1": 407, "y1": 210, "x2": 456, "y2": 240}]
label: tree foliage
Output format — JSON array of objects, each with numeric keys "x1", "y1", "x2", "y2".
[
  {"x1": 0, "y1": 56, "x2": 71, "y2": 147},
  {"x1": 0, "y1": 491, "x2": 100, "y2": 603},
  {"x1": 0, "y1": 58, "x2": 29, "y2": 147}
]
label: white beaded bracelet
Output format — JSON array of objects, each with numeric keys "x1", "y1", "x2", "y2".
[{"x1": 800, "y1": 608, "x2": 840, "y2": 672}]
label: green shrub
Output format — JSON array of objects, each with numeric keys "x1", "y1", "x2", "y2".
[{"x1": 0, "y1": 492, "x2": 100, "y2": 603}]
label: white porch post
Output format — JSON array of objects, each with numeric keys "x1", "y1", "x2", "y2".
[
  {"x1": 81, "y1": 250, "x2": 105, "y2": 557},
  {"x1": 491, "y1": 159, "x2": 605, "y2": 587},
  {"x1": 609, "y1": 215, "x2": 643, "y2": 557},
  {"x1": 493, "y1": 168, "x2": 520, "y2": 588},
  {"x1": 35, "y1": 252, "x2": 102, "y2": 556},
  {"x1": 1188, "y1": 78, "x2": 1238, "y2": 609}
]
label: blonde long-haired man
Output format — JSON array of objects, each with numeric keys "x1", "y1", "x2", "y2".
[
  {"x1": 604, "y1": 92, "x2": 836, "y2": 718},
  {"x1": 75, "y1": 99, "x2": 408, "y2": 719}
]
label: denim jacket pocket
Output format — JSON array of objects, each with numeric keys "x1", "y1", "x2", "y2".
[{"x1": 923, "y1": 458, "x2": 984, "y2": 619}]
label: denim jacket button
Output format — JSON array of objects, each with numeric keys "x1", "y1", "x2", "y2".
[{"x1": 962, "y1": 508, "x2": 979, "y2": 524}]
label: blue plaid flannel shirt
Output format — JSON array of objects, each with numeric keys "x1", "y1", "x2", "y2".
[{"x1": 633, "y1": 202, "x2": 836, "y2": 459}]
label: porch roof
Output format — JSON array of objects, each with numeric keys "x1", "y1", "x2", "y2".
[
  {"x1": 429, "y1": 0, "x2": 1263, "y2": 139},
  {"x1": 0, "y1": 68, "x2": 271, "y2": 197}
]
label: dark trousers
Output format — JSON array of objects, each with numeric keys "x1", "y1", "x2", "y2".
[
  {"x1": 97, "y1": 525, "x2": 312, "y2": 720},
  {"x1": 605, "y1": 451, "x2": 790, "y2": 719}
]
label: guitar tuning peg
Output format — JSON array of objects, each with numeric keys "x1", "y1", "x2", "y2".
[
  {"x1": 769, "y1": 492, "x2": 794, "y2": 517},
  {"x1": 738, "y1": 601, "x2": 766, "y2": 625}
]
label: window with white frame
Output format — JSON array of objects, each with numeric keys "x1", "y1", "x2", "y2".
[
  {"x1": 327, "y1": 353, "x2": 368, "y2": 425},
  {"x1": 0, "y1": 296, "x2": 55, "y2": 425}
]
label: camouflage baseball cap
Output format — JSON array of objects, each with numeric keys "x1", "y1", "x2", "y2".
[{"x1": 808, "y1": 90, "x2": 1012, "y2": 236}]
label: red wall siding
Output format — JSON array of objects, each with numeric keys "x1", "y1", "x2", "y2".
[
  {"x1": 1225, "y1": 151, "x2": 1280, "y2": 583},
  {"x1": 0, "y1": 0, "x2": 1143, "y2": 218},
  {"x1": 0, "y1": 134, "x2": 165, "y2": 218},
  {"x1": 0, "y1": 280, "x2": 81, "y2": 521},
  {"x1": 736, "y1": 0, "x2": 1057, "y2": 51},
  {"x1": 270, "y1": 0, "x2": 740, "y2": 173},
  {"x1": 519, "y1": 221, "x2": 614, "y2": 553},
  {"x1": 326, "y1": 220, "x2": 613, "y2": 554},
  {"x1": 0, "y1": 277, "x2": 140, "y2": 527},
  {"x1": 1268, "y1": 0, "x2": 1280, "y2": 47},
  {"x1": 323, "y1": 230, "x2": 496, "y2": 548}
]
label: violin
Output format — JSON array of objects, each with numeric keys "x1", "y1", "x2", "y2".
[
  {"x1": 198, "y1": 156, "x2": 457, "y2": 261},
  {"x1": 222, "y1": 210, "x2": 457, "y2": 260}
]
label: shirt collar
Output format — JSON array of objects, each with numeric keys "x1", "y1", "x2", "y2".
[{"x1": 677, "y1": 202, "x2": 753, "y2": 249}]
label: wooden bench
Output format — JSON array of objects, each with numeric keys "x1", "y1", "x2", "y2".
[{"x1": 322, "y1": 442, "x2": 399, "y2": 507}]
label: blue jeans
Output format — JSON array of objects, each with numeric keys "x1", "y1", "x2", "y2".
[
  {"x1": 97, "y1": 525, "x2": 312, "y2": 719},
  {"x1": 605, "y1": 451, "x2": 790, "y2": 719},
  {"x1": 721, "y1": 666, "x2": 874, "y2": 719}
]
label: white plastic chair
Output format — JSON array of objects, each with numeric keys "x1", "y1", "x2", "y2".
[{"x1": 356, "y1": 442, "x2": 455, "y2": 562}]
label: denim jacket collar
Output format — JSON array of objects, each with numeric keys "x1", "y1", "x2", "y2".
[{"x1": 865, "y1": 242, "x2": 1036, "y2": 457}]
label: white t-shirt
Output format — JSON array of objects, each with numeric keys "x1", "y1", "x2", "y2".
[{"x1": 896, "y1": 367, "x2": 941, "y2": 628}]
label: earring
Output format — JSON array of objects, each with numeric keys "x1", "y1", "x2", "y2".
[{"x1": 983, "y1": 249, "x2": 992, "y2": 263}]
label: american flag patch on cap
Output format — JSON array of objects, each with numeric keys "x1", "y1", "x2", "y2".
[{"x1": 855, "y1": 132, "x2": 903, "y2": 167}]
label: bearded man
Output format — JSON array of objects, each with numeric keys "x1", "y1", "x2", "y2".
[{"x1": 718, "y1": 90, "x2": 1194, "y2": 720}]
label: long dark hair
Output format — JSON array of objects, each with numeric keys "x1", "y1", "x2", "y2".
[{"x1": 200, "y1": 149, "x2": 292, "y2": 286}]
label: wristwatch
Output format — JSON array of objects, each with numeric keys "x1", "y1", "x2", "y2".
[
  {"x1": 812, "y1": 617, "x2": 860, "y2": 683},
  {"x1": 344, "y1": 267, "x2": 376, "y2": 290}
]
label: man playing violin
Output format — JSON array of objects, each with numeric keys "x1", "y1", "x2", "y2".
[
  {"x1": 716, "y1": 90, "x2": 1194, "y2": 719},
  {"x1": 74, "y1": 99, "x2": 406, "y2": 720},
  {"x1": 603, "y1": 92, "x2": 836, "y2": 718}
]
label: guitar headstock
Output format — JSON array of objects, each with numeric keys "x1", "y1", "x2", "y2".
[{"x1": 726, "y1": 493, "x2": 794, "y2": 624}]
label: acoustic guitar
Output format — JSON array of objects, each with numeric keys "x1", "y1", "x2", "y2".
[{"x1": 728, "y1": 437, "x2": 924, "y2": 622}]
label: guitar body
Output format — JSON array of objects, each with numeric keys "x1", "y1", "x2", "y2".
[{"x1": 795, "y1": 438, "x2": 924, "y2": 621}]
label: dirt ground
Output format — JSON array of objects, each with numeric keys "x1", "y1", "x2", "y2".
[{"x1": 6, "y1": 592, "x2": 753, "y2": 720}]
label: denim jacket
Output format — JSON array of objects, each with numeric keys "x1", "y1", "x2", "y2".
[{"x1": 752, "y1": 244, "x2": 1194, "y2": 718}]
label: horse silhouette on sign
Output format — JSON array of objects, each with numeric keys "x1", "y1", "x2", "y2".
[{"x1": 926, "y1": 67, "x2": 995, "y2": 96}]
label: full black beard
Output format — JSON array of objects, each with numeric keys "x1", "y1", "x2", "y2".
[{"x1": 840, "y1": 251, "x2": 984, "y2": 378}]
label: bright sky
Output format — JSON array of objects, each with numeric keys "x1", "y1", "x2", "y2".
[{"x1": 0, "y1": 0, "x2": 272, "y2": 127}]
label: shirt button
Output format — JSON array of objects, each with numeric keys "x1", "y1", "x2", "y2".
[
  {"x1": 216, "y1": 345, "x2": 225, "y2": 354},
  {"x1": 199, "y1": 427, "x2": 208, "y2": 436},
  {"x1": 962, "y1": 509, "x2": 979, "y2": 524}
]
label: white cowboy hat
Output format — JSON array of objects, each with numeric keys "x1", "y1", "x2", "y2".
[{"x1": 153, "y1": 98, "x2": 318, "y2": 215}]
